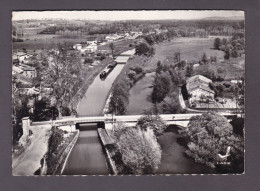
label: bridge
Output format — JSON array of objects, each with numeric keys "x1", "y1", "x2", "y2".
[
  {"x1": 20, "y1": 112, "x2": 238, "y2": 144},
  {"x1": 30, "y1": 112, "x2": 237, "y2": 128}
]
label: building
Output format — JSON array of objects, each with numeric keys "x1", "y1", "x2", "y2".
[
  {"x1": 186, "y1": 75, "x2": 215, "y2": 102},
  {"x1": 73, "y1": 44, "x2": 82, "y2": 50},
  {"x1": 13, "y1": 52, "x2": 33, "y2": 63},
  {"x1": 19, "y1": 64, "x2": 37, "y2": 78},
  {"x1": 81, "y1": 44, "x2": 98, "y2": 53}
]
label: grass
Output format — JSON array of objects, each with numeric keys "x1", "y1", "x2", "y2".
[
  {"x1": 99, "y1": 39, "x2": 135, "y2": 55},
  {"x1": 145, "y1": 37, "x2": 225, "y2": 70}
]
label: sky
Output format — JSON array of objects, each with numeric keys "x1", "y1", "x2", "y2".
[{"x1": 12, "y1": 10, "x2": 244, "y2": 21}]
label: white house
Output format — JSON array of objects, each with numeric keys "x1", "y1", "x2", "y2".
[
  {"x1": 186, "y1": 75, "x2": 215, "y2": 102},
  {"x1": 81, "y1": 44, "x2": 98, "y2": 53},
  {"x1": 73, "y1": 44, "x2": 82, "y2": 50},
  {"x1": 13, "y1": 52, "x2": 33, "y2": 63}
]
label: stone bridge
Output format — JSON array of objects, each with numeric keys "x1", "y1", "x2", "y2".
[{"x1": 21, "y1": 113, "x2": 237, "y2": 136}]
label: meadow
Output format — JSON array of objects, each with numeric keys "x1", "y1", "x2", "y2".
[{"x1": 146, "y1": 36, "x2": 226, "y2": 69}]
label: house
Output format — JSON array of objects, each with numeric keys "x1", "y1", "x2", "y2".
[
  {"x1": 19, "y1": 64, "x2": 37, "y2": 78},
  {"x1": 12, "y1": 66, "x2": 24, "y2": 75},
  {"x1": 13, "y1": 52, "x2": 33, "y2": 63},
  {"x1": 81, "y1": 44, "x2": 98, "y2": 53},
  {"x1": 186, "y1": 75, "x2": 215, "y2": 102},
  {"x1": 73, "y1": 44, "x2": 82, "y2": 50}
]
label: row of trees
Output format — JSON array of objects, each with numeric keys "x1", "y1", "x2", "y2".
[
  {"x1": 109, "y1": 65, "x2": 145, "y2": 115},
  {"x1": 214, "y1": 33, "x2": 245, "y2": 60}
]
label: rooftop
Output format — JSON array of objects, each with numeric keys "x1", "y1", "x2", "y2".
[{"x1": 186, "y1": 75, "x2": 212, "y2": 84}]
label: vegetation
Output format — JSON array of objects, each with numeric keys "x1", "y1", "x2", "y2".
[
  {"x1": 214, "y1": 32, "x2": 245, "y2": 60},
  {"x1": 108, "y1": 58, "x2": 146, "y2": 115},
  {"x1": 151, "y1": 59, "x2": 187, "y2": 114},
  {"x1": 45, "y1": 126, "x2": 64, "y2": 175},
  {"x1": 135, "y1": 42, "x2": 155, "y2": 57},
  {"x1": 110, "y1": 114, "x2": 167, "y2": 174},
  {"x1": 179, "y1": 112, "x2": 244, "y2": 173},
  {"x1": 136, "y1": 114, "x2": 167, "y2": 136}
]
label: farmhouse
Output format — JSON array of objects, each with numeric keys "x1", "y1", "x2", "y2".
[{"x1": 186, "y1": 75, "x2": 215, "y2": 102}]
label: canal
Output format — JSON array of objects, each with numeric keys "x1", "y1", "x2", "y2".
[
  {"x1": 63, "y1": 64, "x2": 125, "y2": 175},
  {"x1": 77, "y1": 64, "x2": 125, "y2": 116},
  {"x1": 126, "y1": 72, "x2": 216, "y2": 174},
  {"x1": 62, "y1": 123, "x2": 109, "y2": 175}
]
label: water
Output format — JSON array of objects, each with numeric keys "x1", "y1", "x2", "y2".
[
  {"x1": 62, "y1": 123, "x2": 109, "y2": 175},
  {"x1": 77, "y1": 64, "x2": 125, "y2": 116},
  {"x1": 127, "y1": 72, "x2": 155, "y2": 115},
  {"x1": 127, "y1": 74, "x2": 216, "y2": 174},
  {"x1": 63, "y1": 65, "x2": 125, "y2": 175},
  {"x1": 156, "y1": 126, "x2": 216, "y2": 174}
]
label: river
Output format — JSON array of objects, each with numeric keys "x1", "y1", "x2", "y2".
[
  {"x1": 126, "y1": 73, "x2": 216, "y2": 174},
  {"x1": 77, "y1": 64, "x2": 125, "y2": 116},
  {"x1": 126, "y1": 72, "x2": 155, "y2": 115}
]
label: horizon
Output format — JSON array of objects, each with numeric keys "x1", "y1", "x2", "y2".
[{"x1": 12, "y1": 10, "x2": 244, "y2": 21}]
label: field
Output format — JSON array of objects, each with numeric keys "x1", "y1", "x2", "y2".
[
  {"x1": 98, "y1": 39, "x2": 135, "y2": 55},
  {"x1": 145, "y1": 36, "x2": 226, "y2": 69}
]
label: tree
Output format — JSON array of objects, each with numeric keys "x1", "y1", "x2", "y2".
[
  {"x1": 201, "y1": 52, "x2": 208, "y2": 64},
  {"x1": 179, "y1": 112, "x2": 244, "y2": 172},
  {"x1": 112, "y1": 123, "x2": 162, "y2": 174},
  {"x1": 186, "y1": 64, "x2": 193, "y2": 77},
  {"x1": 135, "y1": 42, "x2": 155, "y2": 57},
  {"x1": 224, "y1": 48, "x2": 231, "y2": 60},
  {"x1": 109, "y1": 43, "x2": 115, "y2": 58},
  {"x1": 214, "y1": 38, "x2": 222, "y2": 50},
  {"x1": 137, "y1": 114, "x2": 167, "y2": 136},
  {"x1": 174, "y1": 51, "x2": 181, "y2": 63},
  {"x1": 33, "y1": 99, "x2": 59, "y2": 121},
  {"x1": 43, "y1": 44, "x2": 82, "y2": 116},
  {"x1": 157, "y1": 92, "x2": 182, "y2": 114}
]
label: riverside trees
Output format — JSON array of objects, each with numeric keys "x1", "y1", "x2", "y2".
[
  {"x1": 111, "y1": 115, "x2": 166, "y2": 174},
  {"x1": 179, "y1": 112, "x2": 244, "y2": 173}
]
